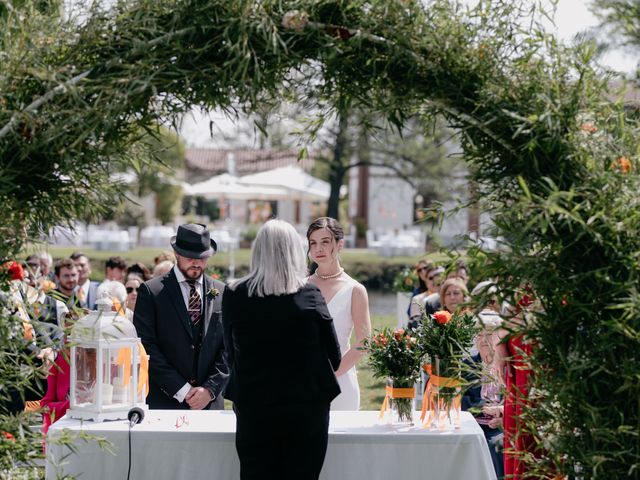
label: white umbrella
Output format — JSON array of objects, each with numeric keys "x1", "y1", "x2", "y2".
[
  {"x1": 239, "y1": 166, "x2": 330, "y2": 201},
  {"x1": 187, "y1": 173, "x2": 289, "y2": 200}
]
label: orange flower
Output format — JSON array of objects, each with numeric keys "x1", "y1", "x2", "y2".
[
  {"x1": 611, "y1": 156, "x2": 631, "y2": 174},
  {"x1": 433, "y1": 310, "x2": 452, "y2": 325},
  {"x1": 393, "y1": 328, "x2": 405, "y2": 340},
  {"x1": 580, "y1": 122, "x2": 598, "y2": 134}
]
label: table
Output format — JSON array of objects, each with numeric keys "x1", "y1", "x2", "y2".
[{"x1": 46, "y1": 410, "x2": 496, "y2": 480}]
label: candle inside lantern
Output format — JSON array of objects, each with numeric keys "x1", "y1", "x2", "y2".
[{"x1": 101, "y1": 383, "x2": 114, "y2": 405}]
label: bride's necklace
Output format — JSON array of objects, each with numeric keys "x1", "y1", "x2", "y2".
[{"x1": 315, "y1": 268, "x2": 344, "y2": 280}]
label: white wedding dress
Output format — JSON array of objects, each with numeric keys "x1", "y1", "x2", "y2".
[{"x1": 327, "y1": 281, "x2": 360, "y2": 411}]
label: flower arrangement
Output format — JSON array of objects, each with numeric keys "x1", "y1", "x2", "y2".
[
  {"x1": 415, "y1": 310, "x2": 478, "y2": 373},
  {"x1": 414, "y1": 309, "x2": 479, "y2": 428},
  {"x1": 392, "y1": 267, "x2": 418, "y2": 293},
  {"x1": 363, "y1": 327, "x2": 422, "y2": 423}
]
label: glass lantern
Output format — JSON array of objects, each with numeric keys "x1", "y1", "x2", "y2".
[{"x1": 67, "y1": 296, "x2": 148, "y2": 422}]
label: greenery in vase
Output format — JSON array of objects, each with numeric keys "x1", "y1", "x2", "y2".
[
  {"x1": 414, "y1": 310, "x2": 479, "y2": 379},
  {"x1": 363, "y1": 328, "x2": 421, "y2": 423}
]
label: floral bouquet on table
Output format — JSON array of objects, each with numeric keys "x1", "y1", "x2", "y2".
[
  {"x1": 362, "y1": 328, "x2": 422, "y2": 424},
  {"x1": 414, "y1": 310, "x2": 478, "y2": 428}
]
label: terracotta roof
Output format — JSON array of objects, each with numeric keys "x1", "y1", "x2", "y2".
[{"x1": 185, "y1": 148, "x2": 318, "y2": 175}]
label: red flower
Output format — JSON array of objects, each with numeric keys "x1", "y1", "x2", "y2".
[
  {"x1": 2, "y1": 432, "x2": 15, "y2": 441},
  {"x1": 4, "y1": 261, "x2": 24, "y2": 281},
  {"x1": 433, "y1": 310, "x2": 452, "y2": 325}
]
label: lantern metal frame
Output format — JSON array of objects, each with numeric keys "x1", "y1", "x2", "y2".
[{"x1": 67, "y1": 297, "x2": 148, "y2": 422}]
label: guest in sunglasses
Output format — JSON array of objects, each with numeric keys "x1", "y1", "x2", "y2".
[
  {"x1": 408, "y1": 261, "x2": 444, "y2": 328},
  {"x1": 125, "y1": 274, "x2": 143, "y2": 312}
]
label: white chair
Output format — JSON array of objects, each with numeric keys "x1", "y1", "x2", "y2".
[{"x1": 366, "y1": 229, "x2": 382, "y2": 249}]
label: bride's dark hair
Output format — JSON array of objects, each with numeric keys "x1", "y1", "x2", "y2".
[{"x1": 306, "y1": 217, "x2": 344, "y2": 242}]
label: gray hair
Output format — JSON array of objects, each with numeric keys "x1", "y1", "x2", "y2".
[
  {"x1": 96, "y1": 280, "x2": 127, "y2": 305},
  {"x1": 236, "y1": 219, "x2": 307, "y2": 297}
]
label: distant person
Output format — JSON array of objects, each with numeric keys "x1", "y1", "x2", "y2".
[
  {"x1": 154, "y1": 250, "x2": 176, "y2": 265},
  {"x1": 96, "y1": 280, "x2": 130, "y2": 319},
  {"x1": 26, "y1": 253, "x2": 55, "y2": 292},
  {"x1": 70, "y1": 252, "x2": 99, "y2": 310},
  {"x1": 126, "y1": 262, "x2": 151, "y2": 282},
  {"x1": 53, "y1": 259, "x2": 80, "y2": 309},
  {"x1": 423, "y1": 260, "x2": 470, "y2": 316},
  {"x1": 152, "y1": 260, "x2": 174, "y2": 278},
  {"x1": 134, "y1": 223, "x2": 228, "y2": 410},
  {"x1": 408, "y1": 263, "x2": 444, "y2": 328},
  {"x1": 38, "y1": 251, "x2": 53, "y2": 279},
  {"x1": 104, "y1": 256, "x2": 127, "y2": 283},
  {"x1": 223, "y1": 219, "x2": 341, "y2": 480},
  {"x1": 124, "y1": 275, "x2": 142, "y2": 313}
]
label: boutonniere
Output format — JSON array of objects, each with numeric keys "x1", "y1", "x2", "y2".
[{"x1": 207, "y1": 287, "x2": 220, "y2": 300}]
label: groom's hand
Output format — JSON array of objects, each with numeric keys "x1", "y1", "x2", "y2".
[{"x1": 185, "y1": 386, "x2": 213, "y2": 409}]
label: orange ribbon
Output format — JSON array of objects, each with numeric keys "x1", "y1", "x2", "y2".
[
  {"x1": 420, "y1": 373, "x2": 462, "y2": 425},
  {"x1": 114, "y1": 343, "x2": 149, "y2": 399},
  {"x1": 378, "y1": 385, "x2": 416, "y2": 419}
]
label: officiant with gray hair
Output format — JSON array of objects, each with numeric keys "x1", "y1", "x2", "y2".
[{"x1": 133, "y1": 223, "x2": 228, "y2": 410}]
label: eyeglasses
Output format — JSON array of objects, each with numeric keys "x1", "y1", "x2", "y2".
[{"x1": 126, "y1": 287, "x2": 138, "y2": 294}]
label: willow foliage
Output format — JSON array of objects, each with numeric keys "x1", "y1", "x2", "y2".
[{"x1": 0, "y1": 0, "x2": 639, "y2": 477}]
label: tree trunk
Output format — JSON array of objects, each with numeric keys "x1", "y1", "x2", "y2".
[{"x1": 325, "y1": 110, "x2": 350, "y2": 220}]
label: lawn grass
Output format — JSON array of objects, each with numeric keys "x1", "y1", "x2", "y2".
[{"x1": 357, "y1": 313, "x2": 396, "y2": 410}]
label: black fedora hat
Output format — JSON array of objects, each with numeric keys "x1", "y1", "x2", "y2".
[{"x1": 170, "y1": 224, "x2": 217, "y2": 259}]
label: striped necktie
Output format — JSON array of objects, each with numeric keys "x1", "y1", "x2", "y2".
[{"x1": 186, "y1": 280, "x2": 202, "y2": 326}]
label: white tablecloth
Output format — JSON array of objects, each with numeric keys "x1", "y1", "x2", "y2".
[{"x1": 46, "y1": 410, "x2": 496, "y2": 480}]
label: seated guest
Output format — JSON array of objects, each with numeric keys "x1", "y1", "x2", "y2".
[
  {"x1": 222, "y1": 219, "x2": 341, "y2": 480},
  {"x1": 408, "y1": 264, "x2": 444, "y2": 328},
  {"x1": 104, "y1": 256, "x2": 127, "y2": 283},
  {"x1": 126, "y1": 262, "x2": 151, "y2": 282},
  {"x1": 53, "y1": 259, "x2": 80, "y2": 310},
  {"x1": 96, "y1": 280, "x2": 132, "y2": 320},
  {"x1": 124, "y1": 274, "x2": 142, "y2": 312},
  {"x1": 423, "y1": 260, "x2": 470, "y2": 316},
  {"x1": 152, "y1": 260, "x2": 173, "y2": 278},
  {"x1": 26, "y1": 253, "x2": 56, "y2": 292},
  {"x1": 70, "y1": 252, "x2": 100, "y2": 310},
  {"x1": 40, "y1": 350, "x2": 70, "y2": 440},
  {"x1": 462, "y1": 331, "x2": 504, "y2": 479},
  {"x1": 154, "y1": 250, "x2": 176, "y2": 265}
]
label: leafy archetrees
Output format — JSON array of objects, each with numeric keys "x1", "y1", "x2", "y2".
[{"x1": 0, "y1": 0, "x2": 639, "y2": 478}]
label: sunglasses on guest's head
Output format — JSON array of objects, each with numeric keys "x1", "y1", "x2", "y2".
[
  {"x1": 126, "y1": 286, "x2": 138, "y2": 294},
  {"x1": 417, "y1": 266, "x2": 431, "y2": 274}
]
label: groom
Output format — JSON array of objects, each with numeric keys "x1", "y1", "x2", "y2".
[{"x1": 133, "y1": 224, "x2": 228, "y2": 410}]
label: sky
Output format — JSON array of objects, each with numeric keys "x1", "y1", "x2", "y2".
[{"x1": 179, "y1": 0, "x2": 639, "y2": 147}]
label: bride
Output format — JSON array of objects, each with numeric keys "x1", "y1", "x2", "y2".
[{"x1": 306, "y1": 217, "x2": 371, "y2": 410}]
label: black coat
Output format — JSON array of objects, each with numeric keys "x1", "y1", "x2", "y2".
[
  {"x1": 222, "y1": 282, "x2": 341, "y2": 407},
  {"x1": 133, "y1": 269, "x2": 228, "y2": 409}
]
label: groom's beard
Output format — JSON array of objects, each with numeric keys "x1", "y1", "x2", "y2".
[{"x1": 179, "y1": 264, "x2": 203, "y2": 280}]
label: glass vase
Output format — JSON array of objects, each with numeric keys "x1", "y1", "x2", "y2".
[
  {"x1": 422, "y1": 356, "x2": 462, "y2": 430},
  {"x1": 386, "y1": 378, "x2": 415, "y2": 425}
]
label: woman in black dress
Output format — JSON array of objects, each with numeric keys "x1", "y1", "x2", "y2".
[{"x1": 222, "y1": 219, "x2": 342, "y2": 480}]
